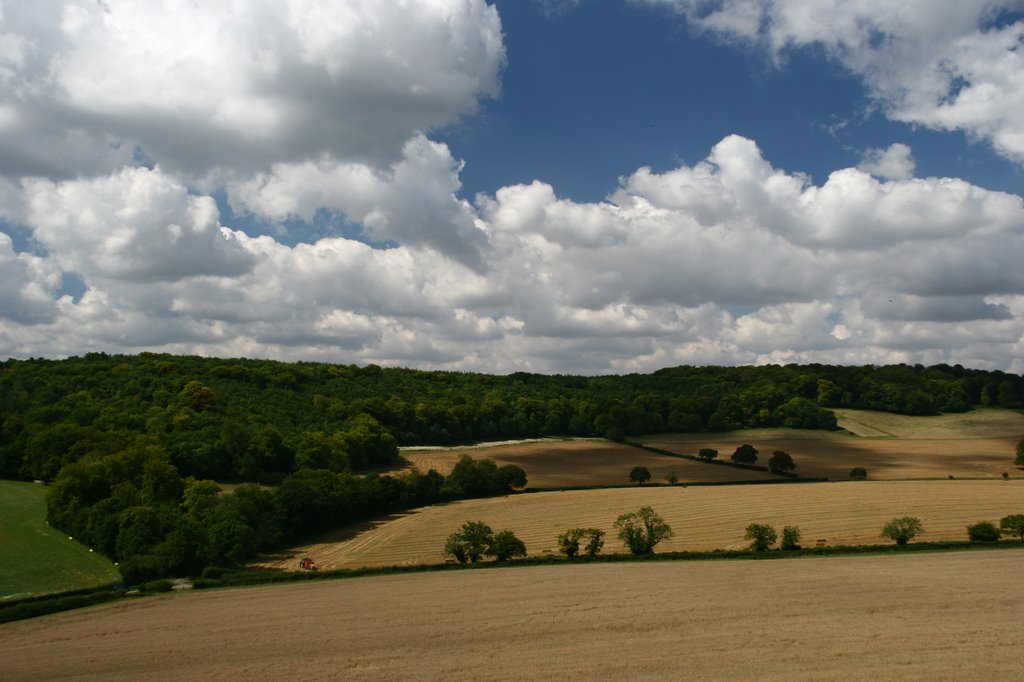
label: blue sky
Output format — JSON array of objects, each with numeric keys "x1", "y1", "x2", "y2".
[
  {"x1": 441, "y1": 0, "x2": 1023, "y2": 203},
  {"x1": 1, "y1": 0, "x2": 1023, "y2": 373}
]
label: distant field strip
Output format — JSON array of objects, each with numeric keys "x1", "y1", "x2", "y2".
[
  {"x1": 0, "y1": 481, "x2": 121, "y2": 600},
  {"x1": 399, "y1": 440, "x2": 774, "y2": 487},
  {"x1": 8, "y1": 553, "x2": 1023, "y2": 680},
  {"x1": 832, "y1": 407, "x2": 1024, "y2": 439},
  {"x1": 644, "y1": 437, "x2": 1020, "y2": 480},
  {"x1": 259, "y1": 480, "x2": 1024, "y2": 571}
]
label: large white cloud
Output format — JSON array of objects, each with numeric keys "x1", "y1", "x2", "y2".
[
  {"x1": 0, "y1": 0, "x2": 505, "y2": 177},
  {"x1": 23, "y1": 166, "x2": 255, "y2": 282},
  {"x1": 3, "y1": 130, "x2": 1023, "y2": 373},
  {"x1": 226, "y1": 135, "x2": 489, "y2": 269},
  {"x1": 639, "y1": 0, "x2": 1024, "y2": 163}
]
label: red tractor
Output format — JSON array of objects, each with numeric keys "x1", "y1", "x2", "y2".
[{"x1": 298, "y1": 557, "x2": 318, "y2": 570}]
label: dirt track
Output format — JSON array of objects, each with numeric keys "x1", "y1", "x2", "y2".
[{"x1": 3, "y1": 551, "x2": 1023, "y2": 680}]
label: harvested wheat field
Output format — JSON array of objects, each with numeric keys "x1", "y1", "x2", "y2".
[
  {"x1": 644, "y1": 437, "x2": 1021, "y2": 480},
  {"x1": 258, "y1": 480, "x2": 1024, "y2": 570},
  {"x1": 400, "y1": 439, "x2": 775, "y2": 487},
  {"x1": 4, "y1": 552, "x2": 1023, "y2": 680}
]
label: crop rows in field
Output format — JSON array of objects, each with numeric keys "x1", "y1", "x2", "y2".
[
  {"x1": 6, "y1": 553, "x2": 1024, "y2": 680},
  {"x1": 259, "y1": 480, "x2": 1024, "y2": 571}
]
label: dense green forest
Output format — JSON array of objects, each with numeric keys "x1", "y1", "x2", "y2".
[{"x1": 2, "y1": 353, "x2": 1021, "y2": 583}]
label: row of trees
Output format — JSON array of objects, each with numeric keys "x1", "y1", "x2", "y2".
[{"x1": 443, "y1": 510, "x2": 1024, "y2": 566}]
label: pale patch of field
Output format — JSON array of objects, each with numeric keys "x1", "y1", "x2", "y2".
[
  {"x1": 833, "y1": 407, "x2": 1024, "y2": 439},
  {"x1": 4, "y1": 552, "x2": 1023, "y2": 680},
  {"x1": 645, "y1": 437, "x2": 1021, "y2": 480},
  {"x1": 397, "y1": 440, "x2": 772, "y2": 487},
  {"x1": 258, "y1": 480, "x2": 1024, "y2": 571}
]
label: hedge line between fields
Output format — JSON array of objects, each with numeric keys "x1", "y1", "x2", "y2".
[{"x1": 625, "y1": 441, "x2": 804, "y2": 478}]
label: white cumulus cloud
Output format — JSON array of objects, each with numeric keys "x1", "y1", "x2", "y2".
[{"x1": 639, "y1": 0, "x2": 1024, "y2": 163}]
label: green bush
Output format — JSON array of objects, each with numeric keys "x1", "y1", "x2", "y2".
[
  {"x1": 745, "y1": 523, "x2": 777, "y2": 552},
  {"x1": 966, "y1": 521, "x2": 1000, "y2": 542},
  {"x1": 781, "y1": 525, "x2": 802, "y2": 550},
  {"x1": 615, "y1": 507, "x2": 673, "y2": 555},
  {"x1": 849, "y1": 467, "x2": 867, "y2": 480},
  {"x1": 881, "y1": 516, "x2": 924, "y2": 545},
  {"x1": 201, "y1": 566, "x2": 230, "y2": 579},
  {"x1": 141, "y1": 579, "x2": 173, "y2": 593}
]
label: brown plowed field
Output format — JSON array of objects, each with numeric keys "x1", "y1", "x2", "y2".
[
  {"x1": 643, "y1": 437, "x2": 1020, "y2": 480},
  {"x1": 400, "y1": 439, "x2": 776, "y2": 487},
  {"x1": 4, "y1": 552, "x2": 1023, "y2": 680},
  {"x1": 258, "y1": 480, "x2": 1024, "y2": 571}
]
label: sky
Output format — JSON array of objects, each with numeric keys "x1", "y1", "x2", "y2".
[{"x1": 1, "y1": 0, "x2": 1023, "y2": 375}]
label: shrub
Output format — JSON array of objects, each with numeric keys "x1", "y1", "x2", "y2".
[
  {"x1": 558, "y1": 527, "x2": 604, "y2": 558},
  {"x1": 966, "y1": 521, "x2": 1001, "y2": 542},
  {"x1": 768, "y1": 451, "x2": 795, "y2": 474},
  {"x1": 141, "y1": 579, "x2": 173, "y2": 593},
  {"x1": 745, "y1": 523, "x2": 777, "y2": 552},
  {"x1": 582, "y1": 528, "x2": 605, "y2": 557},
  {"x1": 781, "y1": 525, "x2": 802, "y2": 550},
  {"x1": 999, "y1": 514, "x2": 1024, "y2": 541},
  {"x1": 731, "y1": 444, "x2": 758, "y2": 467},
  {"x1": 558, "y1": 528, "x2": 585, "y2": 557},
  {"x1": 489, "y1": 530, "x2": 527, "y2": 561},
  {"x1": 881, "y1": 516, "x2": 924, "y2": 545},
  {"x1": 849, "y1": 467, "x2": 867, "y2": 480},
  {"x1": 629, "y1": 466, "x2": 652, "y2": 485},
  {"x1": 1003, "y1": 472, "x2": 1010, "y2": 480},
  {"x1": 614, "y1": 507, "x2": 673, "y2": 555},
  {"x1": 443, "y1": 520, "x2": 494, "y2": 563},
  {"x1": 118, "y1": 553, "x2": 166, "y2": 585}
]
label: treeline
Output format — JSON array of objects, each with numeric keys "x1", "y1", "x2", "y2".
[
  {"x1": 46, "y1": 449, "x2": 524, "y2": 584},
  {"x1": 4, "y1": 355, "x2": 1020, "y2": 487}
]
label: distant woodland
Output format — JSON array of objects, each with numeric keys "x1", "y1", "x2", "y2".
[{"x1": 2, "y1": 354, "x2": 1021, "y2": 582}]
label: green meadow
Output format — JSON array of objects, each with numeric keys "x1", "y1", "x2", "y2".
[{"x1": 1, "y1": 480, "x2": 121, "y2": 600}]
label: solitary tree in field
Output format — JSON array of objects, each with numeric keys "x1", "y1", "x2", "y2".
[
  {"x1": 615, "y1": 507, "x2": 673, "y2": 555},
  {"x1": 698, "y1": 448, "x2": 718, "y2": 461},
  {"x1": 629, "y1": 466, "x2": 652, "y2": 485},
  {"x1": 849, "y1": 467, "x2": 868, "y2": 480},
  {"x1": 731, "y1": 444, "x2": 758, "y2": 467},
  {"x1": 881, "y1": 516, "x2": 924, "y2": 545},
  {"x1": 1000, "y1": 514, "x2": 1024, "y2": 541},
  {"x1": 768, "y1": 450, "x2": 795, "y2": 474},
  {"x1": 665, "y1": 471, "x2": 678, "y2": 485},
  {"x1": 745, "y1": 523, "x2": 777, "y2": 552}
]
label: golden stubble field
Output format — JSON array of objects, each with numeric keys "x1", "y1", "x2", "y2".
[
  {"x1": 258, "y1": 480, "x2": 1024, "y2": 571},
  {"x1": 4, "y1": 552, "x2": 1023, "y2": 680},
  {"x1": 643, "y1": 408, "x2": 1024, "y2": 480},
  {"x1": 399, "y1": 439, "x2": 775, "y2": 487}
]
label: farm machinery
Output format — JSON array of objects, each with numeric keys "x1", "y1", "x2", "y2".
[{"x1": 298, "y1": 557, "x2": 318, "y2": 570}]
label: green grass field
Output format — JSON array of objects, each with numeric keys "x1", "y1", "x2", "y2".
[{"x1": 0, "y1": 480, "x2": 121, "y2": 600}]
